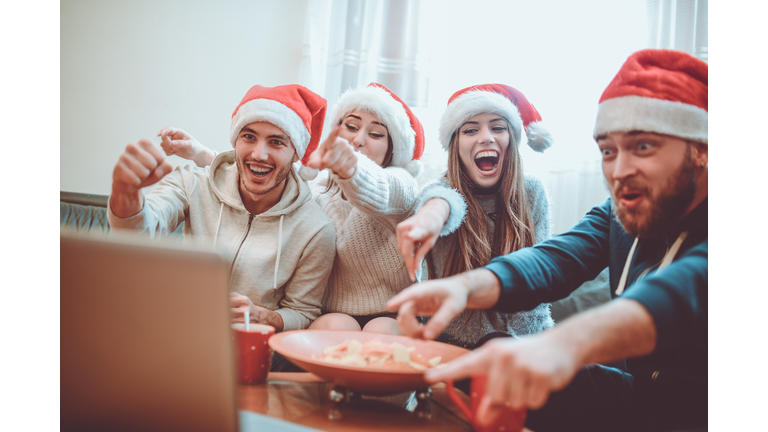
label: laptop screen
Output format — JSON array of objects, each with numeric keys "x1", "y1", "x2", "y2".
[{"x1": 61, "y1": 232, "x2": 237, "y2": 432}]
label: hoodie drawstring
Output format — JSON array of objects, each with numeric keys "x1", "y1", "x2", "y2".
[
  {"x1": 273, "y1": 214, "x2": 284, "y2": 299},
  {"x1": 213, "y1": 202, "x2": 224, "y2": 248},
  {"x1": 615, "y1": 231, "x2": 689, "y2": 296}
]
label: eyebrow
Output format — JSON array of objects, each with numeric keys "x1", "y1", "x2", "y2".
[
  {"x1": 461, "y1": 118, "x2": 505, "y2": 127},
  {"x1": 345, "y1": 114, "x2": 387, "y2": 128},
  {"x1": 596, "y1": 129, "x2": 650, "y2": 141},
  {"x1": 241, "y1": 127, "x2": 288, "y2": 141}
]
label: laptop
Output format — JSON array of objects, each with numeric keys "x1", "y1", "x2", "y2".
[{"x1": 60, "y1": 231, "x2": 237, "y2": 432}]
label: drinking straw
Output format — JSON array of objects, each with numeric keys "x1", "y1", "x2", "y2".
[{"x1": 245, "y1": 310, "x2": 250, "y2": 332}]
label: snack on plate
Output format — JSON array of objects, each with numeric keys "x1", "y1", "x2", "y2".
[{"x1": 314, "y1": 338, "x2": 442, "y2": 370}]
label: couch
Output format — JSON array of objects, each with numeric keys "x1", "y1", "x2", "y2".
[
  {"x1": 60, "y1": 191, "x2": 609, "y2": 324},
  {"x1": 60, "y1": 191, "x2": 184, "y2": 236}
]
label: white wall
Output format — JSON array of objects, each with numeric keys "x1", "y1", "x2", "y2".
[{"x1": 61, "y1": 0, "x2": 308, "y2": 195}]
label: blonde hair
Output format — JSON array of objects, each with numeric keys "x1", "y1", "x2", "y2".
[{"x1": 436, "y1": 118, "x2": 536, "y2": 279}]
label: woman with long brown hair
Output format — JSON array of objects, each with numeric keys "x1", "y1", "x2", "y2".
[{"x1": 396, "y1": 83, "x2": 555, "y2": 348}]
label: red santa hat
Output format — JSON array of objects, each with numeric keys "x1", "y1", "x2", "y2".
[
  {"x1": 230, "y1": 84, "x2": 327, "y2": 181},
  {"x1": 330, "y1": 82, "x2": 425, "y2": 176},
  {"x1": 593, "y1": 49, "x2": 708, "y2": 144},
  {"x1": 438, "y1": 83, "x2": 553, "y2": 153}
]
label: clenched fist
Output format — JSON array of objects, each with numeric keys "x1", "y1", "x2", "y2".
[{"x1": 110, "y1": 138, "x2": 173, "y2": 218}]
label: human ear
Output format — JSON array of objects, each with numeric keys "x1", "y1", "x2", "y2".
[{"x1": 692, "y1": 141, "x2": 708, "y2": 167}]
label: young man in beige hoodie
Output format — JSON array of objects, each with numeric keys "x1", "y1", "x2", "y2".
[{"x1": 108, "y1": 84, "x2": 336, "y2": 333}]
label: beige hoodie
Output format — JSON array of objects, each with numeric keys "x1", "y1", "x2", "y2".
[{"x1": 107, "y1": 150, "x2": 336, "y2": 331}]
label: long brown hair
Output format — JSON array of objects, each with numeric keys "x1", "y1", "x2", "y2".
[{"x1": 439, "y1": 119, "x2": 536, "y2": 278}]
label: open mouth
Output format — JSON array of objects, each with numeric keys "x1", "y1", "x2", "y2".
[
  {"x1": 618, "y1": 189, "x2": 645, "y2": 209},
  {"x1": 622, "y1": 193, "x2": 641, "y2": 201},
  {"x1": 474, "y1": 150, "x2": 500, "y2": 173},
  {"x1": 247, "y1": 163, "x2": 274, "y2": 179}
]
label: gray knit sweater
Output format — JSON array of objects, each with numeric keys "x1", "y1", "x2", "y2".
[{"x1": 414, "y1": 175, "x2": 555, "y2": 348}]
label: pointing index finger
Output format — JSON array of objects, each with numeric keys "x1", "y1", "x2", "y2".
[
  {"x1": 309, "y1": 126, "x2": 341, "y2": 169},
  {"x1": 386, "y1": 286, "x2": 418, "y2": 311},
  {"x1": 321, "y1": 126, "x2": 341, "y2": 152},
  {"x1": 425, "y1": 347, "x2": 490, "y2": 384}
]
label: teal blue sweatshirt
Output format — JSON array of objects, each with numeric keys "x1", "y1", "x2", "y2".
[{"x1": 485, "y1": 197, "x2": 708, "y2": 393}]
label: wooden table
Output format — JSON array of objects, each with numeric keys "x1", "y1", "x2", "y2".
[{"x1": 237, "y1": 372, "x2": 473, "y2": 431}]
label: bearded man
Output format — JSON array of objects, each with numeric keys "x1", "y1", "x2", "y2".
[
  {"x1": 108, "y1": 84, "x2": 336, "y2": 334},
  {"x1": 387, "y1": 49, "x2": 708, "y2": 432}
]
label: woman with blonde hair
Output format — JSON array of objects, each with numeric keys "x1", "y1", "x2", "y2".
[{"x1": 396, "y1": 83, "x2": 555, "y2": 348}]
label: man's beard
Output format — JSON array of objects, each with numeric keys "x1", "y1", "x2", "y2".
[
  {"x1": 238, "y1": 160, "x2": 294, "y2": 196},
  {"x1": 611, "y1": 150, "x2": 697, "y2": 239}
]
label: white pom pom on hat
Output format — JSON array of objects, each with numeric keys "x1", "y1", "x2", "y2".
[{"x1": 437, "y1": 83, "x2": 553, "y2": 153}]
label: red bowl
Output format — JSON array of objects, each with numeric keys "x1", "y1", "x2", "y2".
[{"x1": 269, "y1": 330, "x2": 470, "y2": 395}]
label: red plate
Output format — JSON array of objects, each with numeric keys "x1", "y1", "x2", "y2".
[{"x1": 268, "y1": 330, "x2": 470, "y2": 395}]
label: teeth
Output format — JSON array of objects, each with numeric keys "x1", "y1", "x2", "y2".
[
  {"x1": 475, "y1": 150, "x2": 498, "y2": 159},
  {"x1": 249, "y1": 165, "x2": 273, "y2": 174}
]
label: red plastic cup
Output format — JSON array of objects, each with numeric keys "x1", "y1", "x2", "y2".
[
  {"x1": 232, "y1": 323, "x2": 275, "y2": 384},
  {"x1": 446, "y1": 375, "x2": 527, "y2": 432}
]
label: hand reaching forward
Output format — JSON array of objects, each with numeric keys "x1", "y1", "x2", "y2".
[
  {"x1": 110, "y1": 138, "x2": 174, "y2": 218},
  {"x1": 386, "y1": 274, "x2": 469, "y2": 340},
  {"x1": 157, "y1": 127, "x2": 215, "y2": 167},
  {"x1": 386, "y1": 269, "x2": 502, "y2": 339},
  {"x1": 230, "y1": 292, "x2": 284, "y2": 331},
  {"x1": 425, "y1": 333, "x2": 580, "y2": 425},
  {"x1": 112, "y1": 138, "x2": 173, "y2": 193},
  {"x1": 396, "y1": 198, "x2": 451, "y2": 281},
  {"x1": 307, "y1": 127, "x2": 358, "y2": 179}
]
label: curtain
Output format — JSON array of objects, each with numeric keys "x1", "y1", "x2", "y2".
[
  {"x1": 646, "y1": 0, "x2": 708, "y2": 62},
  {"x1": 299, "y1": 0, "x2": 430, "y2": 133}
]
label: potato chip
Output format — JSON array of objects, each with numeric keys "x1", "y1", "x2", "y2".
[{"x1": 319, "y1": 338, "x2": 441, "y2": 370}]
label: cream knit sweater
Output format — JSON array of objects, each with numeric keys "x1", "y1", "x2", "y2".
[{"x1": 312, "y1": 154, "x2": 462, "y2": 316}]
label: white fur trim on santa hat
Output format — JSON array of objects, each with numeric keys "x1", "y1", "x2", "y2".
[
  {"x1": 593, "y1": 95, "x2": 708, "y2": 144},
  {"x1": 230, "y1": 98, "x2": 312, "y2": 158},
  {"x1": 331, "y1": 86, "x2": 416, "y2": 169},
  {"x1": 438, "y1": 90, "x2": 524, "y2": 151}
]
